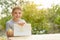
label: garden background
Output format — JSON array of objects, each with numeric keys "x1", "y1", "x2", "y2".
[{"x1": 0, "y1": 0, "x2": 60, "y2": 35}]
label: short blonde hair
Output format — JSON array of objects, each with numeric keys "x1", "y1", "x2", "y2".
[{"x1": 12, "y1": 6, "x2": 22, "y2": 13}]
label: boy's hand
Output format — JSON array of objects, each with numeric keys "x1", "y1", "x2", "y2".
[
  {"x1": 7, "y1": 29, "x2": 13, "y2": 37},
  {"x1": 18, "y1": 22, "x2": 25, "y2": 26}
]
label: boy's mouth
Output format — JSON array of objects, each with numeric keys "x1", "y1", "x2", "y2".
[{"x1": 16, "y1": 16, "x2": 20, "y2": 18}]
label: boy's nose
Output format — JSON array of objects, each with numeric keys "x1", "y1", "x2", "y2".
[{"x1": 17, "y1": 13, "x2": 19, "y2": 16}]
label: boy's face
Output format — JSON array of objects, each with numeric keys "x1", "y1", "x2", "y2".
[{"x1": 12, "y1": 9, "x2": 22, "y2": 19}]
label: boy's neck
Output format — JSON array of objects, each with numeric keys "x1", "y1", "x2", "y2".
[{"x1": 12, "y1": 18, "x2": 21, "y2": 22}]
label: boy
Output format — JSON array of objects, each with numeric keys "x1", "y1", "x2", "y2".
[{"x1": 6, "y1": 6, "x2": 26, "y2": 37}]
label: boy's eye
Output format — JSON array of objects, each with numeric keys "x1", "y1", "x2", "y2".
[
  {"x1": 19, "y1": 12, "x2": 21, "y2": 14},
  {"x1": 14, "y1": 12, "x2": 17, "y2": 14},
  {"x1": 13, "y1": 12, "x2": 21, "y2": 14}
]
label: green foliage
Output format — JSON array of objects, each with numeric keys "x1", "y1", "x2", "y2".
[
  {"x1": 22, "y1": 3, "x2": 52, "y2": 34},
  {"x1": 0, "y1": 16, "x2": 11, "y2": 29}
]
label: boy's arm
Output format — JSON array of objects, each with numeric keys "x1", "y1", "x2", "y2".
[
  {"x1": 6, "y1": 22, "x2": 13, "y2": 37},
  {"x1": 18, "y1": 19, "x2": 27, "y2": 26}
]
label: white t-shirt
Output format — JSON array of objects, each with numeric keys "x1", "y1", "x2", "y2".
[{"x1": 6, "y1": 19, "x2": 26, "y2": 32}]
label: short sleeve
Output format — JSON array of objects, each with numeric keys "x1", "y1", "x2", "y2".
[{"x1": 6, "y1": 22, "x2": 11, "y2": 32}]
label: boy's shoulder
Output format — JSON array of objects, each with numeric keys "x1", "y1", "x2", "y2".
[{"x1": 6, "y1": 19, "x2": 12, "y2": 24}]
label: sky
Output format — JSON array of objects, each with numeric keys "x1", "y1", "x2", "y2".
[{"x1": 27, "y1": 0, "x2": 60, "y2": 9}]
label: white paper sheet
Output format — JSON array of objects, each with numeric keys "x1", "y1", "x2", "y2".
[{"x1": 14, "y1": 24, "x2": 31, "y2": 36}]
